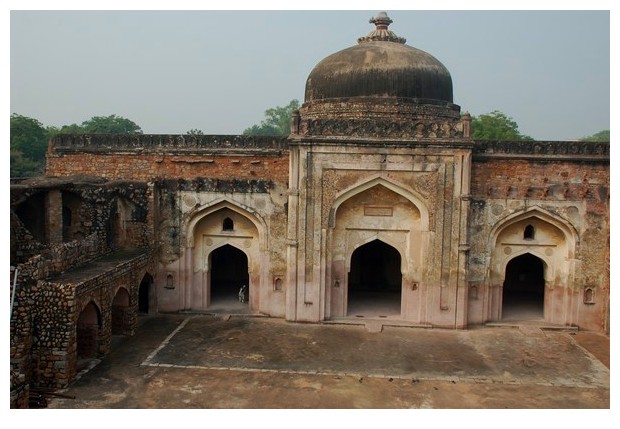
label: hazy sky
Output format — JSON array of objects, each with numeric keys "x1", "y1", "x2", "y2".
[{"x1": 9, "y1": 6, "x2": 612, "y2": 141}]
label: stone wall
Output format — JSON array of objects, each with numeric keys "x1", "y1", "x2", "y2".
[
  {"x1": 10, "y1": 210, "x2": 45, "y2": 265},
  {"x1": 10, "y1": 245, "x2": 152, "y2": 398},
  {"x1": 10, "y1": 233, "x2": 109, "y2": 394},
  {"x1": 10, "y1": 179, "x2": 152, "y2": 263}
]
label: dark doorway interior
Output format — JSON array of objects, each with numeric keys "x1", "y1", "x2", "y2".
[
  {"x1": 502, "y1": 253, "x2": 545, "y2": 321},
  {"x1": 111, "y1": 288, "x2": 130, "y2": 335},
  {"x1": 15, "y1": 192, "x2": 47, "y2": 243},
  {"x1": 138, "y1": 274, "x2": 153, "y2": 314},
  {"x1": 77, "y1": 302, "x2": 100, "y2": 359},
  {"x1": 210, "y1": 244, "x2": 249, "y2": 311},
  {"x1": 347, "y1": 240, "x2": 402, "y2": 318}
]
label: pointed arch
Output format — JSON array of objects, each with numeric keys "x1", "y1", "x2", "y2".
[
  {"x1": 485, "y1": 206, "x2": 578, "y2": 325},
  {"x1": 186, "y1": 198, "x2": 267, "y2": 249},
  {"x1": 206, "y1": 241, "x2": 252, "y2": 270},
  {"x1": 76, "y1": 301, "x2": 102, "y2": 359},
  {"x1": 330, "y1": 175, "x2": 430, "y2": 230},
  {"x1": 346, "y1": 239, "x2": 403, "y2": 318},
  {"x1": 500, "y1": 248, "x2": 553, "y2": 284},
  {"x1": 501, "y1": 252, "x2": 546, "y2": 321},
  {"x1": 111, "y1": 287, "x2": 131, "y2": 335},
  {"x1": 207, "y1": 243, "x2": 250, "y2": 306},
  {"x1": 346, "y1": 235, "x2": 406, "y2": 274},
  {"x1": 138, "y1": 273, "x2": 154, "y2": 314}
]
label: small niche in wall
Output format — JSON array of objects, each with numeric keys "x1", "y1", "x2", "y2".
[
  {"x1": 469, "y1": 285, "x2": 478, "y2": 300},
  {"x1": 583, "y1": 287, "x2": 595, "y2": 305},
  {"x1": 165, "y1": 273, "x2": 175, "y2": 289},
  {"x1": 273, "y1": 276, "x2": 283, "y2": 292}
]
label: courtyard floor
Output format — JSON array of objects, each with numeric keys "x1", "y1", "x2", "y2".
[{"x1": 44, "y1": 313, "x2": 610, "y2": 411}]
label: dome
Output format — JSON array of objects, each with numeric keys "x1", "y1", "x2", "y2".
[{"x1": 304, "y1": 12, "x2": 453, "y2": 104}]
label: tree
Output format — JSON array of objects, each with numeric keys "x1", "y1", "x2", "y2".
[
  {"x1": 10, "y1": 148, "x2": 42, "y2": 178},
  {"x1": 243, "y1": 99, "x2": 300, "y2": 136},
  {"x1": 581, "y1": 130, "x2": 609, "y2": 142},
  {"x1": 470, "y1": 110, "x2": 533, "y2": 141},
  {"x1": 10, "y1": 113, "x2": 49, "y2": 177},
  {"x1": 185, "y1": 129, "x2": 204, "y2": 136},
  {"x1": 60, "y1": 114, "x2": 142, "y2": 134},
  {"x1": 11, "y1": 114, "x2": 48, "y2": 162}
]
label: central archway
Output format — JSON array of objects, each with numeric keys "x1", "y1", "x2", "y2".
[
  {"x1": 502, "y1": 253, "x2": 545, "y2": 321},
  {"x1": 347, "y1": 240, "x2": 402, "y2": 318},
  {"x1": 209, "y1": 244, "x2": 249, "y2": 311}
]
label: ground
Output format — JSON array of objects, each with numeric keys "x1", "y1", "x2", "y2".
[{"x1": 42, "y1": 313, "x2": 609, "y2": 411}]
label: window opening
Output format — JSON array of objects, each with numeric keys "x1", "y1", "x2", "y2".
[
  {"x1": 524, "y1": 224, "x2": 535, "y2": 240},
  {"x1": 223, "y1": 217, "x2": 234, "y2": 231}
]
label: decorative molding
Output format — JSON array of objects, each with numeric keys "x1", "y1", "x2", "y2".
[
  {"x1": 473, "y1": 140, "x2": 609, "y2": 159},
  {"x1": 303, "y1": 118, "x2": 465, "y2": 139},
  {"x1": 50, "y1": 134, "x2": 289, "y2": 153}
]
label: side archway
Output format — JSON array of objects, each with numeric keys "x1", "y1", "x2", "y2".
[
  {"x1": 487, "y1": 207, "x2": 576, "y2": 324},
  {"x1": 207, "y1": 244, "x2": 250, "y2": 310},
  {"x1": 111, "y1": 287, "x2": 131, "y2": 335},
  {"x1": 76, "y1": 301, "x2": 102, "y2": 359},
  {"x1": 187, "y1": 201, "x2": 263, "y2": 312},
  {"x1": 501, "y1": 253, "x2": 546, "y2": 321},
  {"x1": 138, "y1": 273, "x2": 154, "y2": 314}
]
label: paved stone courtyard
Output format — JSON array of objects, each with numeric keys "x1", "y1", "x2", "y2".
[{"x1": 45, "y1": 314, "x2": 610, "y2": 409}]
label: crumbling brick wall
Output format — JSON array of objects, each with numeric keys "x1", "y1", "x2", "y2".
[
  {"x1": 46, "y1": 134, "x2": 290, "y2": 183},
  {"x1": 10, "y1": 179, "x2": 152, "y2": 264},
  {"x1": 468, "y1": 140, "x2": 609, "y2": 331}
]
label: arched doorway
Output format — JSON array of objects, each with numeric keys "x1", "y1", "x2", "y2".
[
  {"x1": 111, "y1": 288, "x2": 130, "y2": 335},
  {"x1": 15, "y1": 192, "x2": 47, "y2": 243},
  {"x1": 347, "y1": 240, "x2": 402, "y2": 318},
  {"x1": 62, "y1": 191, "x2": 84, "y2": 242},
  {"x1": 138, "y1": 274, "x2": 153, "y2": 314},
  {"x1": 502, "y1": 253, "x2": 545, "y2": 321},
  {"x1": 209, "y1": 244, "x2": 249, "y2": 311},
  {"x1": 76, "y1": 301, "x2": 101, "y2": 359}
]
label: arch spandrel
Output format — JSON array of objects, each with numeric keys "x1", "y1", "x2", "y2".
[
  {"x1": 185, "y1": 198, "x2": 267, "y2": 250},
  {"x1": 488, "y1": 205, "x2": 578, "y2": 251},
  {"x1": 330, "y1": 176, "x2": 430, "y2": 230}
]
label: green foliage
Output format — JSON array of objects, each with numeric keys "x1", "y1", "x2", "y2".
[
  {"x1": 471, "y1": 110, "x2": 533, "y2": 141},
  {"x1": 581, "y1": 130, "x2": 609, "y2": 142},
  {"x1": 243, "y1": 99, "x2": 300, "y2": 136},
  {"x1": 10, "y1": 113, "x2": 143, "y2": 178},
  {"x1": 10, "y1": 113, "x2": 49, "y2": 177},
  {"x1": 46, "y1": 125, "x2": 61, "y2": 138},
  {"x1": 60, "y1": 114, "x2": 142, "y2": 134},
  {"x1": 11, "y1": 114, "x2": 48, "y2": 162},
  {"x1": 10, "y1": 148, "x2": 43, "y2": 178},
  {"x1": 185, "y1": 129, "x2": 204, "y2": 136}
]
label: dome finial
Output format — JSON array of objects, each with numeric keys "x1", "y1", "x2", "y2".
[
  {"x1": 358, "y1": 11, "x2": 406, "y2": 44},
  {"x1": 370, "y1": 11, "x2": 392, "y2": 29}
]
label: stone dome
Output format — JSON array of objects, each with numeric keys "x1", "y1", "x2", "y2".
[{"x1": 304, "y1": 12, "x2": 454, "y2": 104}]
